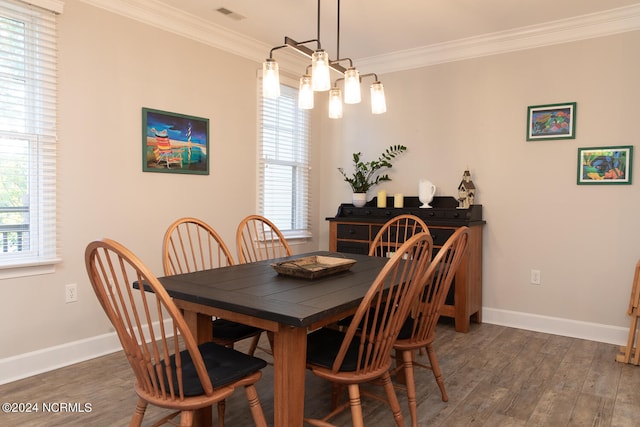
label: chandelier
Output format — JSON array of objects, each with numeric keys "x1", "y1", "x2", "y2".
[{"x1": 261, "y1": 0, "x2": 387, "y2": 119}]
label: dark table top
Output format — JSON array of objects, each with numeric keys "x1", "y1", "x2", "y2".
[{"x1": 158, "y1": 251, "x2": 389, "y2": 328}]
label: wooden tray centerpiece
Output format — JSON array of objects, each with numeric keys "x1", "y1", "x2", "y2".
[{"x1": 271, "y1": 255, "x2": 357, "y2": 280}]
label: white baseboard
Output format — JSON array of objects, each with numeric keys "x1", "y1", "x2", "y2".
[
  {"x1": 0, "y1": 319, "x2": 172, "y2": 386},
  {"x1": 1, "y1": 309, "x2": 631, "y2": 385},
  {"x1": 0, "y1": 332, "x2": 122, "y2": 385},
  {"x1": 483, "y1": 307, "x2": 630, "y2": 346}
]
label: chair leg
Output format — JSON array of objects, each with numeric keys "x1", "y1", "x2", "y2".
[
  {"x1": 380, "y1": 371, "x2": 405, "y2": 427},
  {"x1": 244, "y1": 384, "x2": 268, "y2": 427},
  {"x1": 129, "y1": 398, "x2": 147, "y2": 427},
  {"x1": 634, "y1": 316, "x2": 640, "y2": 366},
  {"x1": 217, "y1": 400, "x2": 225, "y2": 427},
  {"x1": 267, "y1": 331, "x2": 275, "y2": 350},
  {"x1": 178, "y1": 410, "x2": 194, "y2": 427},
  {"x1": 401, "y1": 350, "x2": 418, "y2": 427},
  {"x1": 331, "y1": 383, "x2": 345, "y2": 410},
  {"x1": 254, "y1": 331, "x2": 275, "y2": 357},
  {"x1": 248, "y1": 333, "x2": 261, "y2": 356},
  {"x1": 617, "y1": 313, "x2": 639, "y2": 364},
  {"x1": 347, "y1": 384, "x2": 365, "y2": 427},
  {"x1": 426, "y1": 344, "x2": 448, "y2": 402}
]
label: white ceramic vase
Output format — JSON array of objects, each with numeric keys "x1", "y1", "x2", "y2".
[{"x1": 352, "y1": 192, "x2": 367, "y2": 207}]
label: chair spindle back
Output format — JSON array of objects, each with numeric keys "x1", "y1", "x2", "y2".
[
  {"x1": 334, "y1": 232, "x2": 433, "y2": 375},
  {"x1": 163, "y1": 217, "x2": 235, "y2": 276},
  {"x1": 369, "y1": 214, "x2": 430, "y2": 258},
  {"x1": 406, "y1": 226, "x2": 470, "y2": 343},
  {"x1": 236, "y1": 214, "x2": 292, "y2": 263},
  {"x1": 85, "y1": 238, "x2": 213, "y2": 402}
]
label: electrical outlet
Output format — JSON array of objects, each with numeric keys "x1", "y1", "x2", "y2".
[
  {"x1": 65, "y1": 283, "x2": 78, "y2": 303},
  {"x1": 530, "y1": 269, "x2": 541, "y2": 285}
]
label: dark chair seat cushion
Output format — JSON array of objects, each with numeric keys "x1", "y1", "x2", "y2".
[
  {"x1": 306, "y1": 328, "x2": 366, "y2": 372},
  {"x1": 160, "y1": 341, "x2": 267, "y2": 396},
  {"x1": 212, "y1": 318, "x2": 261, "y2": 341}
]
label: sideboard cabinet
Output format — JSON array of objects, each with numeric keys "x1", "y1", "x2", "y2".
[{"x1": 326, "y1": 196, "x2": 485, "y2": 333}]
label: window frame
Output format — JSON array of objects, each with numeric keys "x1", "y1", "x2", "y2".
[
  {"x1": 0, "y1": 0, "x2": 60, "y2": 279},
  {"x1": 257, "y1": 74, "x2": 312, "y2": 240}
]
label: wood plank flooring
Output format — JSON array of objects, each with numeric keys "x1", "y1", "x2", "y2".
[{"x1": 2, "y1": 319, "x2": 639, "y2": 426}]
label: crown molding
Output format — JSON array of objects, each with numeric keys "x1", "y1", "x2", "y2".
[
  {"x1": 79, "y1": 0, "x2": 640, "y2": 75},
  {"x1": 360, "y1": 4, "x2": 640, "y2": 74},
  {"x1": 24, "y1": 0, "x2": 64, "y2": 14},
  {"x1": 78, "y1": 0, "x2": 270, "y2": 61}
]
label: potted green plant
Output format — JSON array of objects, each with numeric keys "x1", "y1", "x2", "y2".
[{"x1": 338, "y1": 144, "x2": 407, "y2": 207}]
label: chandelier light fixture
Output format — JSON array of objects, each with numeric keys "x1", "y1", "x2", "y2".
[{"x1": 262, "y1": 0, "x2": 386, "y2": 118}]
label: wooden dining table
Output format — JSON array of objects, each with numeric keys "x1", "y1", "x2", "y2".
[{"x1": 157, "y1": 250, "x2": 390, "y2": 427}]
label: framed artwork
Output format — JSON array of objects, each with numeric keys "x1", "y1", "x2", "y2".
[
  {"x1": 142, "y1": 107, "x2": 209, "y2": 175},
  {"x1": 577, "y1": 145, "x2": 633, "y2": 185},
  {"x1": 527, "y1": 102, "x2": 576, "y2": 141}
]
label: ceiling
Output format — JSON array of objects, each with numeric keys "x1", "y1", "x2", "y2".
[
  {"x1": 84, "y1": 0, "x2": 640, "y2": 73},
  {"x1": 152, "y1": 0, "x2": 639, "y2": 59}
]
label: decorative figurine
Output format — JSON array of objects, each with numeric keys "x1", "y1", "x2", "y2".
[{"x1": 457, "y1": 169, "x2": 476, "y2": 209}]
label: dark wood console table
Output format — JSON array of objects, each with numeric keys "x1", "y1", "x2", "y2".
[{"x1": 326, "y1": 196, "x2": 485, "y2": 332}]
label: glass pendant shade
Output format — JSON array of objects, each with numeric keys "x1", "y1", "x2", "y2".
[
  {"x1": 298, "y1": 74, "x2": 314, "y2": 109},
  {"x1": 311, "y1": 50, "x2": 331, "y2": 92},
  {"x1": 328, "y1": 87, "x2": 343, "y2": 119},
  {"x1": 262, "y1": 59, "x2": 280, "y2": 99},
  {"x1": 370, "y1": 81, "x2": 387, "y2": 114},
  {"x1": 343, "y1": 67, "x2": 361, "y2": 104}
]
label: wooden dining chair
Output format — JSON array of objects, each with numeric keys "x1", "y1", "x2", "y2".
[
  {"x1": 163, "y1": 217, "x2": 264, "y2": 356},
  {"x1": 235, "y1": 214, "x2": 292, "y2": 356},
  {"x1": 304, "y1": 232, "x2": 433, "y2": 427},
  {"x1": 236, "y1": 214, "x2": 293, "y2": 264},
  {"x1": 85, "y1": 238, "x2": 268, "y2": 427},
  {"x1": 392, "y1": 226, "x2": 470, "y2": 427},
  {"x1": 335, "y1": 214, "x2": 431, "y2": 332},
  {"x1": 369, "y1": 214, "x2": 430, "y2": 257}
]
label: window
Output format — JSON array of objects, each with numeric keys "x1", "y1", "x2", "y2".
[
  {"x1": 0, "y1": 0, "x2": 60, "y2": 276},
  {"x1": 257, "y1": 81, "x2": 311, "y2": 239}
]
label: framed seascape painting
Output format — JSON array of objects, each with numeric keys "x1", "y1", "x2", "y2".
[
  {"x1": 142, "y1": 108, "x2": 209, "y2": 175},
  {"x1": 527, "y1": 102, "x2": 576, "y2": 141},
  {"x1": 577, "y1": 146, "x2": 633, "y2": 185}
]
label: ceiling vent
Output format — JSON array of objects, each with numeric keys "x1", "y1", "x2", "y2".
[{"x1": 216, "y1": 7, "x2": 246, "y2": 21}]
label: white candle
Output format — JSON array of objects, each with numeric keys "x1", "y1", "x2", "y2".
[
  {"x1": 377, "y1": 190, "x2": 386, "y2": 208},
  {"x1": 394, "y1": 193, "x2": 404, "y2": 208}
]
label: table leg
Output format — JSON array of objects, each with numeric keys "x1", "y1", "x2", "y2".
[
  {"x1": 273, "y1": 325, "x2": 307, "y2": 427},
  {"x1": 183, "y1": 310, "x2": 213, "y2": 344},
  {"x1": 183, "y1": 310, "x2": 213, "y2": 427}
]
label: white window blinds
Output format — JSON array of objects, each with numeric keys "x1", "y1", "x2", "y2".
[
  {"x1": 0, "y1": 0, "x2": 58, "y2": 273},
  {"x1": 258, "y1": 82, "x2": 311, "y2": 238}
]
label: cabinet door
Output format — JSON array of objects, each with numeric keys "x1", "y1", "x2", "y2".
[{"x1": 429, "y1": 227, "x2": 456, "y2": 247}]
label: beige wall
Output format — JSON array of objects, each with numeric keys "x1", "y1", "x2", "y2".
[
  {"x1": 0, "y1": 1, "x2": 321, "y2": 360},
  {"x1": 317, "y1": 31, "x2": 640, "y2": 331},
  {"x1": 1, "y1": 0, "x2": 638, "y2": 370}
]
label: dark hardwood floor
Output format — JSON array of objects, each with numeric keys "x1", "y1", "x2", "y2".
[{"x1": 2, "y1": 319, "x2": 639, "y2": 426}]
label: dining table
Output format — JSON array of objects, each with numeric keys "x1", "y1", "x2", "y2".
[{"x1": 157, "y1": 250, "x2": 390, "y2": 427}]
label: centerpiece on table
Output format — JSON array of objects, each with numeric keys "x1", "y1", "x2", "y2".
[{"x1": 338, "y1": 145, "x2": 407, "y2": 207}]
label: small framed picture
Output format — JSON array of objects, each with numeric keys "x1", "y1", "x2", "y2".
[
  {"x1": 577, "y1": 145, "x2": 633, "y2": 185},
  {"x1": 142, "y1": 107, "x2": 209, "y2": 175},
  {"x1": 527, "y1": 102, "x2": 576, "y2": 141}
]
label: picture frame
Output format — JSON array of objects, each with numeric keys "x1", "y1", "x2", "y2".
[
  {"x1": 527, "y1": 102, "x2": 576, "y2": 141},
  {"x1": 142, "y1": 107, "x2": 209, "y2": 175},
  {"x1": 577, "y1": 145, "x2": 633, "y2": 185}
]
